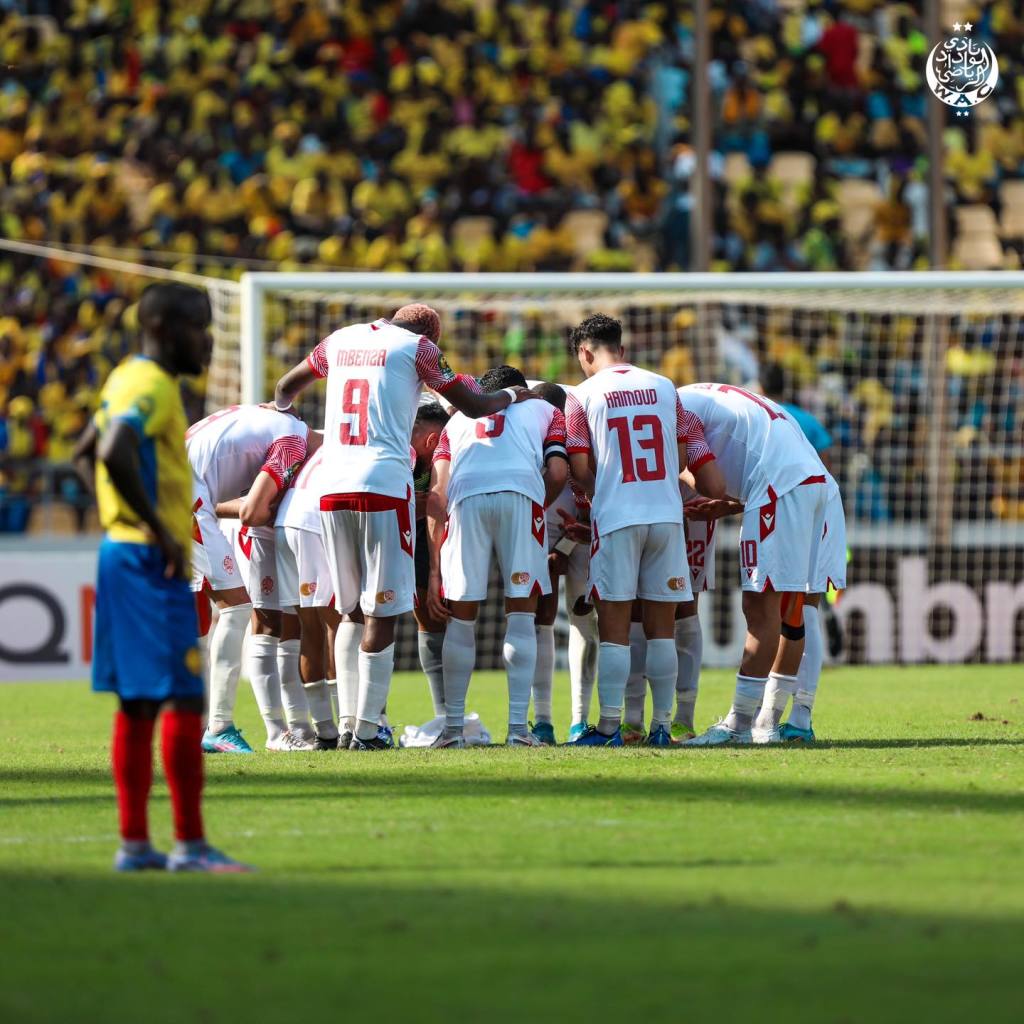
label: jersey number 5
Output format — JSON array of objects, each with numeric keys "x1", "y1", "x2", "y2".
[
  {"x1": 475, "y1": 413, "x2": 506, "y2": 439},
  {"x1": 608, "y1": 414, "x2": 666, "y2": 483},
  {"x1": 339, "y1": 379, "x2": 369, "y2": 445}
]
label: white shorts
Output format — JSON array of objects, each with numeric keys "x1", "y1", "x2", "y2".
[
  {"x1": 588, "y1": 521, "x2": 692, "y2": 603},
  {"x1": 809, "y1": 487, "x2": 847, "y2": 593},
  {"x1": 190, "y1": 496, "x2": 242, "y2": 594},
  {"x1": 685, "y1": 518, "x2": 717, "y2": 593},
  {"x1": 276, "y1": 525, "x2": 333, "y2": 609},
  {"x1": 441, "y1": 491, "x2": 552, "y2": 602},
  {"x1": 739, "y1": 479, "x2": 841, "y2": 593},
  {"x1": 234, "y1": 525, "x2": 281, "y2": 610},
  {"x1": 320, "y1": 492, "x2": 416, "y2": 617}
]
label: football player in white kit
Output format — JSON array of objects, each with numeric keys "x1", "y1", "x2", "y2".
[
  {"x1": 272, "y1": 304, "x2": 540, "y2": 750},
  {"x1": 274, "y1": 440, "x2": 342, "y2": 749},
  {"x1": 187, "y1": 404, "x2": 319, "y2": 753},
  {"x1": 523, "y1": 381, "x2": 599, "y2": 745},
  {"x1": 563, "y1": 314, "x2": 724, "y2": 747},
  {"x1": 426, "y1": 366, "x2": 569, "y2": 748},
  {"x1": 623, "y1": 450, "x2": 720, "y2": 743},
  {"x1": 677, "y1": 383, "x2": 847, "y2": 745}
]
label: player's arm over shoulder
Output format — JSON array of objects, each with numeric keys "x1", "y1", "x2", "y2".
[{"x1": 417, "y1": 338, "x2": 538, "y2": 418}]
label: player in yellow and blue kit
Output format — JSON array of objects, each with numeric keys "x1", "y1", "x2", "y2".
[{"x1": 73, "y1": 282, "x2": 251, "y2": 873}]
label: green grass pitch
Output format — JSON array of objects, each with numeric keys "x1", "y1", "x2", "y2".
[{"x1": 1, "y1": 665, "x2": 1022, "y2": 1023}]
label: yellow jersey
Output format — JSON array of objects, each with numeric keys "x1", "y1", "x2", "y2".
[{"x1": 94, "y1": 356, "x2": 192, "y2": 552}]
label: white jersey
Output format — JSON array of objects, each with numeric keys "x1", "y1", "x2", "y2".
[
  {"x1": 433, "y1": 401, "x2": 566, "y2": 510},
  {"x1": 678, "y1": 383, "x2": 830, "y2": 505},
  {"x1": 276, "y1": 445, "x2": 326, "y2": 533},
  {"x1": 565, "y1": 364, "x2": 688, "y2": 536},
  {"x1": 307, "y1": 318, "x2": 458, "y2": 500},
  {"x1": 186, "y1": 404, "x2": 308, "y2": 504}
]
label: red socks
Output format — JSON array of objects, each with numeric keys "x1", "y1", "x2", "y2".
[
  {"x1": 161, "y1": 710, "x2": 205, "y2": 842},
  {"x1": 112, "y1": 711, "x2": 155, "y2": 842}
]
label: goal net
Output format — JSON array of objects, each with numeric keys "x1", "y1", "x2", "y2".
[{"x1": 225, "y1": 272, "x2": 1024, "y2": 670}]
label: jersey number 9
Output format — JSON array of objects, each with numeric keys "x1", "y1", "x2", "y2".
[{"x1": 340, "y1": 379, "x2": 369, "y2": 445}]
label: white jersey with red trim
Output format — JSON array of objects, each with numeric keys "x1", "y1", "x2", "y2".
[
  {"x1": 433, "y1": 402, "x2": 567, "y2": 510},
  {"x1": 186, "y1": 404, "x2": 308, "y2": 504},
  {"x1": 307, "y1": 318, "x2": 458, "y2": 500},
  {"x1": 276, "y1": 444, "x2": 326, "y2": 533},
  {"x1": 565, "y1": 364, "x2": 687, "y2": 536},
  {"x1": 678, "y1": 383, "x2": 829, "y2": 505}
]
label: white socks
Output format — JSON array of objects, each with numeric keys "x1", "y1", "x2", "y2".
[
  {"x1": 532, "y1": 623, "x2": 555, "y2": 724},
  {"x1": 756, "y1": 672, "x2": 799, "y2": 730},
  {"x1": 303, "y1": 678, "x2": 338, "y2": 738},
  {"x1": 355, "y1": 643, "x2": 394, "y2": 741},
  {"x1": 725, "y1": 674, "x2": 768, "y2": 732},
  {"x1": 624, "y1": 621, "x2": 647, "y2": 726},
  {"x1": 418, "y1": 630, "x2": 447, "y2": 716},
  {"x1": 789, "y1": 604, "x2": 824, "y2": 731},
  {"x1": 645, "y1": 638, "x2": 677, "y2": 729},
  {"x1": 442, "y1": 617, "x2": 476, "y2": 732},
  {"x1": 503, "y1": 612, "x2": 536, "y2": 729},
  {"x1": 596, "y1": 642, "x2": 630, "y2": 733},
  {"x1": 334, "y1": 620, "x2": 363, "y2": 733},
  {"x1": 674, "y1": 615, "x2": 702, "y2": 730},
  {"x1": 247, "y1": 633, "x2": 287, "y2": 741},
  {"x1": 207, "y1": 603, "x2": 250, "y2": 734},
  {"x1": 569, "y1": 609, "x2": 598, "y2": 724},
  {"x1": 277, "y1": 637, "x2": 310, "y2": 732}
]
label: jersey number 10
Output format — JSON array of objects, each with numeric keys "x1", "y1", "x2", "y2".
[{"x1": 607, "y1": 415, "x2": 666, "y2": 483}]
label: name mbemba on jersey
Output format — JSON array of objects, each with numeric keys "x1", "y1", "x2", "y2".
[{"x1": 335, "y1": 348, "x2": 388, "y2": 367}]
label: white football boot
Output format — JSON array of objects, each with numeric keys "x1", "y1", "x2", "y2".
[
  {"x1": 266, "y1": 730, "x2": 317, "y2": 752},
  {"x1": 683, "y1": 719, "x2": 753, "y2": 746}
]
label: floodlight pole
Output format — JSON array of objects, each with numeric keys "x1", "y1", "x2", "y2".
[
  {"x1": 691, "y1": 0, "x2": 711, "y2": 272},
  {"x1": 925, "y1": 0, "x2": 947, "y2": 268}
]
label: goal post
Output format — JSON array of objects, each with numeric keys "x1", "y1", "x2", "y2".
[{"x1": 234, "y1": 270, "x2": 1024, "y2": 668}]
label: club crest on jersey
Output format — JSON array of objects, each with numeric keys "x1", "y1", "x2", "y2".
[
  {"x1": 376, "y1": 589, "x2": 396, "y2": 604},
  {"x1": 261, "y1": 576, "x2": 275, "y2": 595},
  {"x1": 222, "y1": 556, "x2": 234, "y2": 574},
  {"x1": 510, "y1": 572, "x2": 531, "y2": 586},
  {"x1": 667, "y1": 576, "x2": 687, "y2": 591},
  {"x1": 300, "y1": 581, "x2": 317, "y2": 597}
]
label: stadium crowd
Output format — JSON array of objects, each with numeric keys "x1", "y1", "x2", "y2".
[{"x1": 0, "y1": 0, "x2": 1022, "y2": 529}]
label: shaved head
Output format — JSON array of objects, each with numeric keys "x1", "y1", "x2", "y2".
[{"x1": 393, "y1": 303, "x2": 442, "y2": 343}]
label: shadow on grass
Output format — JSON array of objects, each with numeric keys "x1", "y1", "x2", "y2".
[
  {"x1": 4, "y1": 764, "x2": 1023, "y2": 815},
  {"x1": 816, "y1": 738, "x2": 1023, "y2": 749},
  {"x1": 0, "y1": 871, "x2": 1020, "y2": 1024}
]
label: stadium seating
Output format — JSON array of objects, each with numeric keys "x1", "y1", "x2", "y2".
[{"x1": 1, "y1": 1, "x2": 1022, "y2": 528}]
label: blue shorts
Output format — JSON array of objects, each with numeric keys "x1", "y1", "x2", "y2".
[{"x1": 92, "y1": 539, "x2": 205, "y2": 703}]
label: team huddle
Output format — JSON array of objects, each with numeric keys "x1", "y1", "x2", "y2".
[
  {"x1": 78, "y1": 285, "x2": 846, "y2": 872},
  {"x1": 191, "y1": 305, "x2": 847, "y2": 755}
]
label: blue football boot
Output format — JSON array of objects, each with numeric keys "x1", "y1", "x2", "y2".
[
  {"x1": 114, "y1": 844, "x2": 168, "y2": 872},
  {"x1": 566, "y1": 725, "x2": 624, "y2": 747}
]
